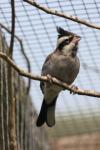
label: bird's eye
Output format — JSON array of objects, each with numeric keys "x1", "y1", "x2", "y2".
[{"x1": 65, "y1": 39, "x2": 69, "y2": 44}]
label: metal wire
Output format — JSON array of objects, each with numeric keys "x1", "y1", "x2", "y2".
[
  {"x1": 0, "y1": 27, "x2": 50, "y2": 150},
  {"x1": 1, "y1": 0, "x2": 100, "y2": 149}
]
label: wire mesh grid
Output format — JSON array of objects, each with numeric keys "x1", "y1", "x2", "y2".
[
  {"x1": 0, "y1": 0, "x2": 100, "y2": 138},
  {"x1": 0, "y1": 30, "x2": 50, "y2": 150}
]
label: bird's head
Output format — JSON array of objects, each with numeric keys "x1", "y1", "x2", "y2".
[{"x1": 56, "y1": 27, "x2": 81, "y2": 56}]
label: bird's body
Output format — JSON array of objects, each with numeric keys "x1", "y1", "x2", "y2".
[{"x1": 36, "y1": 27, "x2": 80, "y2": 127}]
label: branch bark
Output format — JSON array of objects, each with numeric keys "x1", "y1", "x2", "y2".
[
  {"x1": 9, "y1": 0, "x2": 15, "y2": 58},
  {"x1": 8, "y1": 1, "x2": 17, "y2": 150},
  {"x1": 0, "y1": 23, "x2": 31, "y2": 94},
  {"x1": 0, "y1": 52, "x2": 100, "y2": 98},
  {"x1": 23, "y1": 0, "x2": 100, "y2": 30},
  {"x1": 0, "y1": 23, "x2": 19, "y2": 41}
]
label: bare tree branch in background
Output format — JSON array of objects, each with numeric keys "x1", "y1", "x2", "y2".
[
  {"x1": 0, "y1": 52, "x2": 100, "y2": 98},
  {"x1": 9, "y1": 0, "x2": 15, "y2": 58},
  {"x1": 0, "y1": 23, "x2": 19, "y2": 40},
  {"x1": 8, "y1": 1, "x2": 17, "y2": 150},
  {"x1": 0, "y1": 23, "x2": 31, "y2": 94},
  {"x1": 23, "y1": 0, "x2": 100, "y2": 30}
]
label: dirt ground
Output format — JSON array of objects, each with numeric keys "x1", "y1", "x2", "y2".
[{"x1": 51, "y1": 132, "x2": 100, "y2": 150}]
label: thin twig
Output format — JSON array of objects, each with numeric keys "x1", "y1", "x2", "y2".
[
  {"x1": 0, "y1": 23, "x2": 31, "y2": 94},
  {"x1": 0, "y1": 23, "x2": 19, "y2": 40},
  {"x1": 23, "y1": 0, "x2": 100, "y2": 30},
  {"x1": 9, "y1": 0, "x2": 15, "y2": 58},
  {"x1": 0, "y1": 51, "x2": 100, "y2": 98}
]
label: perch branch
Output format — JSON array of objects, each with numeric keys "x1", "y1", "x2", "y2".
[
  {"x1": 23, "y1": 0, "x2": 100, "y2": 30},
  {"x1": 0, "y1": 52, "x2": 100, "y2": 98},
  {"x1": 0, "y1": 23, "x2": 31, "y2": 94}
]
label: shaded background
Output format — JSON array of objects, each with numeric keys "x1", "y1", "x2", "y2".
[{"x1": 0, "y1": 0, "x2": 100, "y2": 149}]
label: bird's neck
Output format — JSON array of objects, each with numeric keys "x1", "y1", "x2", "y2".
[{"x1": 62, "y1": 42, "x2": 76, "y2": 56}]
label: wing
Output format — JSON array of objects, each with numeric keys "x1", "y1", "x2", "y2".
[
  {"x1": 40, "y1": 53, "x2": 53, "y2": 93},
  {"x1": 40, "y1": 81, "x2": 44, "y2": 94},
  {"x1": 41, "y1": 53, "x2": 54, "y2": 76}
]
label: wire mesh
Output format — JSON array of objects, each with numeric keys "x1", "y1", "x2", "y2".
[
  {"x1": 1, "y1": 0, "x2": 100, "y2": 149},
  {"x1": 0, "y1": 29, "x2": 50, "y2": 150}
]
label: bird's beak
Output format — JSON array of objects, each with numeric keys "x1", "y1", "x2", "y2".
[
  {"x1": 76, "y1": 37, "x2": 81, "y2": 43},
  {"x1": 72, "y1": 36, "x2": 81, "y2": 44}
]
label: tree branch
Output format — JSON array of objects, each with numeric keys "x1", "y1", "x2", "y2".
[
  {"x1": 0, "y1": 23, "x2": 19, "y2": 41},
  {"x1": 0, "y1": 51, "x2": 100, "y2": 98},
  {"x1": 0, "y1": 23, "x2": 31, "y2": 94},
  {"x1": 23, "y1": 0, "x2": 100, "y2": 30},
  {"x1": 9, "y1": 0, "x2": 15, "y2": 58},
  {"x1": 8, "y1": 1, "x2": 17, "y2": 150}
]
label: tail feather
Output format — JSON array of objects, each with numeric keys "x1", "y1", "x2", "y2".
[
  {"x1": 36, "y1": 96, "x2": 57, "y2": 127},
  {"x1": 36, "y1": 100, "x2": 47, "y2": 127},
  {"x1": 46, "y1": 97, "x2": 57, "y2": 127}
]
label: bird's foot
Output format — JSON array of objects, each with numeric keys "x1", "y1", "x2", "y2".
[
  {"x1": 70, "y1": 85, "x2": 78, "y2": 94},
  {"x1": 47, "y1": 74, "x2": 53, "y2": 84}
]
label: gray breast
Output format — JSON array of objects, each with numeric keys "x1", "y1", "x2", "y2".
[{"x1": 42, "y1": 53, "x2": 80, "y2": 85}]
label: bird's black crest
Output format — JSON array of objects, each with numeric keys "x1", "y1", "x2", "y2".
[
  {"x1": 56, "y1": 26, "x2": 73, "y2": 38},
  {"x1": 56, "y1": 26, "x2": 80, "y2": 38}
]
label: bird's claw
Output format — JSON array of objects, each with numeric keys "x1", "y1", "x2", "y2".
[
  {"x1": 47, "y1": 74, "x2": 53, "y2": 84},
  {"x1": 70, "y1": 85, "x2": 78, "y2": 94}
]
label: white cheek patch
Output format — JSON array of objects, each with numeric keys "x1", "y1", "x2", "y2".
[
  {"x1": 57, "y1": 36, "x2": 69, "y2": 48},
  {"x1": 62, "y1": 42, "x2": 76, "y2": 55}
]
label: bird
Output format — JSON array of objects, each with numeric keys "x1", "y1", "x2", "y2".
[{"x1": 36, "y1": 26, "x2": 81, "y2": 127}]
